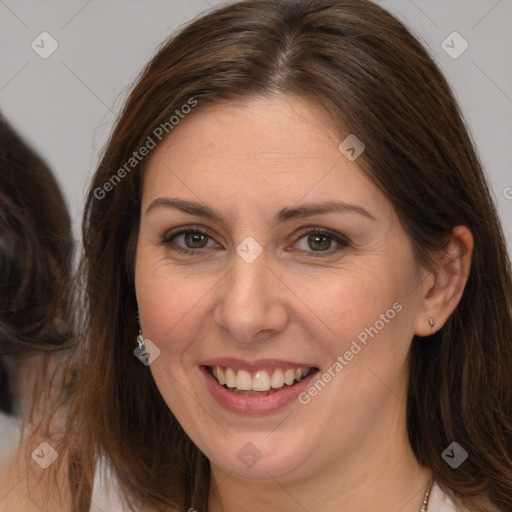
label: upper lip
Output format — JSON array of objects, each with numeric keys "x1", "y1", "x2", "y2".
[{"x1": 201, "y1": 358, "x2": 318, "y2": 372}]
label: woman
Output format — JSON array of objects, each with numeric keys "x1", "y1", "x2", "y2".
[
  {"x1": 65, "y1": 0, "x2": 512, "y2": 511},
  {"x1": 0, "y1": 115, "x2": 74, "y2": 510}
]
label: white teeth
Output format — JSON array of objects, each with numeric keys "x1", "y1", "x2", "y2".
[
  {"x1": 236, "y1": 370, "x2": 252, "y2": 390},
  {"x1": 225, "y1": 367, "x2": 236, "y2": 388},
  {"x1": 217, "y1": 367, "x2": 226, "y2": 385},
  {"x1": 284, "y1": 369, "x2": 295, "y2": 386},
  {"x1": 271, "y1": 368, "x2": 284, "y2": 388},
  {"x1": 212, "y1": 366, "x2": 313, "y2": 392},
  {"x1": 252, "y1": 370, "x2": 271, "y2": 391}
]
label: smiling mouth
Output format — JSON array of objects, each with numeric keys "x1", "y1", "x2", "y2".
[{"x1": 207, "y1": 365, "x2": 319, "y2": 396}]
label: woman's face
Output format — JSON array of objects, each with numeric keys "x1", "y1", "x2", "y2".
[{"x1": 135, "y1": 95, "x2": 432, "y2": 480}]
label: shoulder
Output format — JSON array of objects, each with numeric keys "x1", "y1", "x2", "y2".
[{"x1": 0, "y1": 438, "x2": 71, "y2": 512}]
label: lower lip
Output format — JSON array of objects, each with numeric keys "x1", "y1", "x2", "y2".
[{"x1": 201, "y1": 366, "x2": 318, "y2": 414}]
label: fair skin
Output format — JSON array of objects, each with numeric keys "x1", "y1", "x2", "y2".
[
  {"x1": 0, "y1": 355, "x2": 71, "y2": 512},
  {"x1": 135, "y1": 95, "x2": 473, "y2": 512}
]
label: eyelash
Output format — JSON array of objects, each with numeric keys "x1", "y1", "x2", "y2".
[{"x1": 161, "y1": 226, "x2": 350, "y2": 258}]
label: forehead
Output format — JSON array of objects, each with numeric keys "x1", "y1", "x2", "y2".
[
  {"x1": 141, "y1": 95, "x2": 389, "y2": 219},
  {"x1": 148, "y1": 95, "x2": 338, "y2": 160}
]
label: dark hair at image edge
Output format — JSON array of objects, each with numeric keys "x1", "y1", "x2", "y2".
[
  {"x1": 62, "y1": 1, "x2": 512, "y2": 511},
  {"x1": 0, "y1": 115, "x2": 74, "y2": 416}
]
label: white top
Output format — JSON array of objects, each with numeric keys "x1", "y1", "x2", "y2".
[
  {"x1": 90, "y1": 459, "x2": 125, "y2": 512},
  {"x1": 429, "y1": 482, "x2": 467, "y2": 512},
  {"x1": 429, "y1": 482, "x2": 503, "y2": 512},
  {"x1": 91, "y1": 469, "x2": 485, "y2": 512},
  {"x1": 0, "y1": 412, "x2": 21, "y2": 464}
]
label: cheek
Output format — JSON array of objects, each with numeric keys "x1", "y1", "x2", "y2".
[
  {"x1": 134, "y1": 250, "x2": 216, "y2": 355},
  {"x1": 309, "y1": 264, "x2": 418, "y2": 379},
  {"x1": 303, "y1": 271, "x2": 399, "y2": 340}
]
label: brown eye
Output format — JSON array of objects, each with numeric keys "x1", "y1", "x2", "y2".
[
  {"x1": 307, "y1": 233, "x2": 333, "y2": 251},
  {"x1": 292, "y1": 228, "x2": 350, "y2": 258},
  {"x1": 162, "y1": 227, "x2": 219, "y2": 255},
  {"x1": 182, "y1": 232, "x2": 209, "y2": 249}
]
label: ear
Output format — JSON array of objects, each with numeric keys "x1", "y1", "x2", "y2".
[{"x1": 414, "y1": 225, "x2": 473, "y2": 337}]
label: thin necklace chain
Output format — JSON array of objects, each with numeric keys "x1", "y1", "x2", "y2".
[{"x1": 420, "y1": 478, "x2": 434, "y2": 512}]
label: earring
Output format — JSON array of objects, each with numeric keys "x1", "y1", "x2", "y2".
[
  {"x1": 134, "y1": 310, "x2": 150, "y2": 365},
  {"x1": 136, "y1": 309, "x2": 145, "y2": 350},
  {"x1": 137, "y1": 330, "x2": 145, "y2": 351},
  {"x1": 429, "y1": 317, "x2": 436, "y2": 334}
]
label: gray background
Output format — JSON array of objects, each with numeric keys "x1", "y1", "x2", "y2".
[
  {"x1": 0, "y1": 0, "x2": 512, "y2": 504},
  {"x1": 0, "y1": 0, "x2": 511, "y2": 455},
  {"x1": 1, "y1": 0, "x2": 511, "y2": 248}
]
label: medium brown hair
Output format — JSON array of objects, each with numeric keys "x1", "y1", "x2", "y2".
[
  {"x1": 66, "y1": 1, "x2": 512, "y2": 510},
  {"x1": 0, "y1": 115, "x2": 74, "y2": 415}
]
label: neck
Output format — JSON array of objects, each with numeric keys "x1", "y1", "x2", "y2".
[{"x1": 208, "y1": 393, "x2": 432, "y2": 512}]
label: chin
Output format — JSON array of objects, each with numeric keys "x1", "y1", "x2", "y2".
[{"x1": 201, "y1": 429, "x2": 315, "y2": 481}]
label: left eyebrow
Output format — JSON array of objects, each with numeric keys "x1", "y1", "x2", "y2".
[
  {"x1": 145, "y1": 197, "x2": 377, "y2": 223},
  {"x1": 276, "y1": 201, "x2": 376, "y2": 222}
]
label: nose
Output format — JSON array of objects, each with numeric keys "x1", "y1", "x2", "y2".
[{"x1": 213, "y1": 250, "x2": 288, "y2": 344}]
